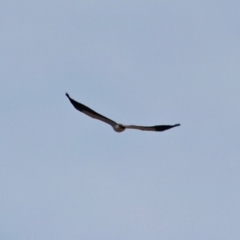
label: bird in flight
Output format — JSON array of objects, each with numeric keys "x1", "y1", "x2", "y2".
[{"x1": 66, "y1": 93, "x2": 180, "y2": 133}]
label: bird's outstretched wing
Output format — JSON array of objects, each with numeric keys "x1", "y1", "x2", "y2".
[
  {"x1": 123, "y1": 124, "x2": 180, "y2": 132},
  {"x1": 66, "y1": 93, "x2": 117, "y2": 127}
]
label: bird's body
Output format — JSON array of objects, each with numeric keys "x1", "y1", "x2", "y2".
[
  {"x1": 65, "y1": 93, "x2": 180, "y2": 133},
  {"x1": 113, "y1": 124, "x2": 126, "y2": 132}
]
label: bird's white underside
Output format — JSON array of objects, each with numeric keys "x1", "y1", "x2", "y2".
[{"x1": 113, "y1": 124, "x2": 126, "y2": 132}]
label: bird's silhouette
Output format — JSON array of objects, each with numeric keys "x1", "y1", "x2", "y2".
[{"x1": 66, "y1": 93, "x2": 180, "y2": 133}]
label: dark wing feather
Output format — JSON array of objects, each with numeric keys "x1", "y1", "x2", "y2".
[
  {"x1": 66, "y1": 93, "x2": 117, "y2": 127},
  {"x1": 124, "y1": 124, "x2": 180, "y2": 132}
]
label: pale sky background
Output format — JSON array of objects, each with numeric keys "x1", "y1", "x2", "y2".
[{"x1": 1, "y1": 1, "x2": 240, "y2": 239}]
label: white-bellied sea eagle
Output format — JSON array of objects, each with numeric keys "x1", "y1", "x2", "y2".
[{"x1": 66, "y1": 93, "x2": 180, "y2": 133}]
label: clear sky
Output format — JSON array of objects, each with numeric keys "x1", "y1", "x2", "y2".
[{"x1": 1, "y1": 1, "x2": 240, "y2": 239}]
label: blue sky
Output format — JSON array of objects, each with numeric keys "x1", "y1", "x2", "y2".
[{"x1": 1, "y1": 1, "x2": 240, "y2": 239}]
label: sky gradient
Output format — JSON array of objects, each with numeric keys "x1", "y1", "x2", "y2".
[{"x1": 1, "y1": 1, "x2": 240, "y2": 239}]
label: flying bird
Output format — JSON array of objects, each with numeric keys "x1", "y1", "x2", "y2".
[{"x1": 66, "y1": 93, "x2": 180, "y2": 133}]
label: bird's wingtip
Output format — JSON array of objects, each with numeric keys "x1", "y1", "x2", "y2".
[
  {"x1": 65, "y1": 92, "x2": 70, "y2": 98},
  {"x1": 175, "y1": 123, "x2": 181, "y2": 127}
]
